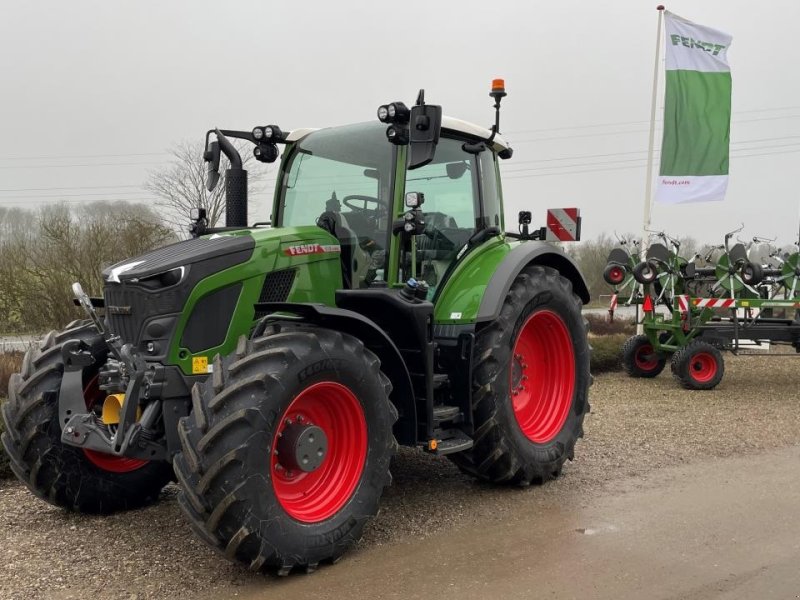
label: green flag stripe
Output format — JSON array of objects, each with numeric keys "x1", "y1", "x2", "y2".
[{"x1": 659, "y1": 70, "x2": 731, "y2": 177}]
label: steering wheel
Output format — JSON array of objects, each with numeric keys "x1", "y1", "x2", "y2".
[{"x1": 342, "y1": 195, "x2": 388, "y2": 214}]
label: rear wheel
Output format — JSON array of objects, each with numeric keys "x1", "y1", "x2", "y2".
[
  {"x1": 621, "y1": 334, "x2": 666, "y2": 378},
  {"x1": 671, "y1": 340, "x2": 725, "y2": 390},
  {"x1": 448, "y1": 265, "x2": 590, "y2": 485},
  {"x1": 173, "y1": 328, "x2": 397, "y2": 574},
  {"x1": 0, "y1": 321, "x2": 173, "y2": 513}
]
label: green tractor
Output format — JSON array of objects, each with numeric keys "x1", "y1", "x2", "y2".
[{"x1": 2, "y1": 81, "x2": 590, "y2": 573}]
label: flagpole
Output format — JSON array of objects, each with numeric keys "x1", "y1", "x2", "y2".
[
  {"x1": 638, "y1": 5, "x2": 665, "y2": 335},
  {"x1": 642, "y1": 5, "x2": 665, "y2": 250}
]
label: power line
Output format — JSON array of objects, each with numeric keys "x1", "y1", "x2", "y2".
[
  {"x1": 501, "y1": 147, "x2": 800, "y2": 180},
  {"x1": 0, "y1": 191, "x2": 150, "y2": 200},
  {"x1": 0, "y1": 197, "x2": 159, "y2": 205},
  {"x1": 0, "y1": 161, "x2": 162, "y2": 170},
  {"x1": 510, "y1": 113, "x2": 800, "y2": 144},
  {"x1": 0, "y1": 151, "x2": 168, "y2": 162},
  {"x1": 500, "y1": 141, "x2": 800, "y2": 174},
  {"x1": 0, "y1": 184, "x2": 143, "y2": 193},
  {"x1": 504, "y1": 104, "x2": 800, "y2": 136}
]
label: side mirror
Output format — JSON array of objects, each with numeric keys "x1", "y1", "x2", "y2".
[
  {"x1": 445, "y1": 162, "x2": 468, "y2": 179},
  {"x1": 408, "y1": 102, "x2": 442, "y2": 170},
  {"x1": 204, "y1": 141, "x2": 221, "y2": 192}
]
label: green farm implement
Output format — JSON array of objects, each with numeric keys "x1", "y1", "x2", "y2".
[{"x1": 605, "y1": 227, "x2": 800, "y2": 389}]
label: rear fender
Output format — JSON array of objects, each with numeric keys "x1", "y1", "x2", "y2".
[{"x1": 477, "y1": 243, "x2": 590, "y2": 323}]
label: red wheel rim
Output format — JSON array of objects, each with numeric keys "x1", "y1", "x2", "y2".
[
  {"x1": 609, "y1": 266, "x2": 625, "y2": 284},
  {"x1": 270, "y1": 381, "x2": 367, "y2": 523},
  {"x1": 510, "y1": 310, "x2": 575, "y2": 444},
  {"x1": 81, "y1": 375, "x2": 149, "y2": 473},
  {"x1": 690, "y1": 352, "x2": 718, "y2": 383},
  {"x1": 634, "y1": 343, "x2": 660, "y2": 371}
]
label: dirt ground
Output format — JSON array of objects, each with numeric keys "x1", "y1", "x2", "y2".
[{"x1": 1, "y1": 355, "x2": 799, "y2": 600}]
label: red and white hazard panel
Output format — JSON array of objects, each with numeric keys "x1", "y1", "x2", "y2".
[
  {"x1": 545, "y1": 208, "x2": 581, "y2": 242},
  {"x1": 693, "y1": 298, "x2": 736, "y2": 308}
]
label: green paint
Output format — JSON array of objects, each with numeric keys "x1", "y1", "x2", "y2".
[
  {"x1": 168, "y1": 225, "x2": 342, "y2": 375},
  {"x1": 659, "y1": 70, "x2": 731, "y2": 177},
  {"x1": 433, "y1": 236, "x2": 512, "y2": 324}
]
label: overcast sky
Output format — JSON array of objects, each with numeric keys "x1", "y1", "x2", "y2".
[{"x1": 2, "y1": 0, "x2": 799, "y2": 245}]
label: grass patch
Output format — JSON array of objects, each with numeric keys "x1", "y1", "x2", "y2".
[
  {"x1": 585, "y1": 313, "x2": 636, "y2": 336},
  {"x1": 0, "y1": 352, "x2": 23, "y2": 479},
  {"x1": 590, "y1": 333, "x2": 628, "y2": 374}
]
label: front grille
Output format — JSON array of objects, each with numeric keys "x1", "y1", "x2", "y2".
[
  {"x1": 255, "y1": 269, "x2": 296, "y2": 319},
  {"x1": 103, "y1": 284, "x2": 185, "y2": 344},
  {"x1": 104, "y1": 286, "x2": 144, "y2": 342}
]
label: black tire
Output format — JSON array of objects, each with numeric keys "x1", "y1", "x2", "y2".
[
  {"x1": 741, "y1": 262, "x2": 763, "y2": 286},
  {"x1": 448, "y1": 265, "x2": 590, "y2": 486},
  {"x1": 633, "y1": 260, "x2": 659, "y2": 284},
  {"x1": 670, "y1": 340, "x2": 725, "y2": 390},
  {"x1": 603, "y1": 262, "x2": 627, "y2": 286},
  {"x1": 1, "y1": 321, "x2": 173, "y2": 514},
  {"x1": 621, "y1": 334, "x2": 666, "y2": 378},
  {"x1": 173, "y1": 328, "x2": 397, "y2": 574}
]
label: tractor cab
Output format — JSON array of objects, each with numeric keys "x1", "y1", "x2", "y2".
[{"x1": 274, "y1": 118, "x2": 509, "y2": 295}]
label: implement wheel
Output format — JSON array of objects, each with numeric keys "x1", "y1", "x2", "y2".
[
  {"x1": 671, "y1": 340, "x2": 725, "y2": 390},
  {"x1": 603, "y1": 263, "x2": 627, "y2": 286},
  {"x1": 1, "y1": 321, "x2": 173, "y2": 513},
  {"x1": 448, "y1": 265, "x2": 590, "y2": 485},
  {"x1": 621, "y1": 334, "x2": 666, "y2": 378},
  {"x1": 633, "y1": 260, "x2": 659, "y2": 284},
  {"x1": 174, "y1": 328, "x2": 397, "y2": 574}
]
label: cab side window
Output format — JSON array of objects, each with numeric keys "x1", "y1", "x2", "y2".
[{"x1": 405, "y1": 138, "x2": 479, "y2": 294}]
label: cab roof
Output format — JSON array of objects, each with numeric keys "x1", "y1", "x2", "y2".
[{"x1": 285, "y1": 116, "x2": 510, "y2": 153}]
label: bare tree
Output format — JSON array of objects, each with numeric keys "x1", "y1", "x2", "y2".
[
  {"x1": 0, "y1": 201, "x2": 175, "y2": 332},
  {"x1": 145, "y1": 139, "x2": 266, "y2": 231}
]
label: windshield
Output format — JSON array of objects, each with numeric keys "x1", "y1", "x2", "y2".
[
  {"x1": 278, "y1": 121, "x2": 395, "y2": 287},
  {"x1": 279, "y1": 122, "x2": 394, "y2": 229}
]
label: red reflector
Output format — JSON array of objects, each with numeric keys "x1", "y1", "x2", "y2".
[{"x1": 643, "y1": 295, "x2": 654, "y2": 312}]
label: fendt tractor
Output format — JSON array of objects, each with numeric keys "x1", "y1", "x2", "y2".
[{"x1": 2, "y1": 81, "x2": 591, "y2": 574}]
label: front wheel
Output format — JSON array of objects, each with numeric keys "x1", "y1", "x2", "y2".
[
  {"x1": 1, "y1": 321, "x2": 173, "y2": 513},
  {"x1": 621, "y1": 334, "x2": 666, "y2": 378},
  {"x1": 173, "y1": 328, "x2": 397, "y2": 574},
  {"x1": 448, "y1": 265, "x2": 590, "y2": 485}
]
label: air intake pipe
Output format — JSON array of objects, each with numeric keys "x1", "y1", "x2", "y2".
[{"x1": 214, "y1": 129, "x2": 248, "y2": 228}]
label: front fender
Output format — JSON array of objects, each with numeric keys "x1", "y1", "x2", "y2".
[{"x1": 254, "y1": 302, "x2": 417, "y2": 446}]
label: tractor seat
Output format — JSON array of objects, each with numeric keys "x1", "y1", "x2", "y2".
[{"x1": 316, "y1": 211, "x2": 371, "y2": 289}]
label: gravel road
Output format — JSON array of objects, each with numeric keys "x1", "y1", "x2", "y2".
[{"x1": 1, "y1": 355, "x2": 799, "y2": 600}]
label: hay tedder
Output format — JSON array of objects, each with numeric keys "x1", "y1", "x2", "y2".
[{"x1": 603, "y1": 226, "x2": 800, "y2": 390}]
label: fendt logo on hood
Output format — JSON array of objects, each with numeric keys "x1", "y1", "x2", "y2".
[{"x1": 283, "y1": 243, "x2": 341, "y2": 257}]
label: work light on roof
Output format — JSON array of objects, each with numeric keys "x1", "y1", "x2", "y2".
[{"x1": 252, "y1": 126, "x2": 264, "y2": 140}]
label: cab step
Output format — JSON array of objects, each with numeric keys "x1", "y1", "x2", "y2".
[
  {"x1": 432, "y1": 404, "x2": 460, "y2": 423},
  {"x1": 428, "y1": 429, "x2": 474, "y2": 456}
]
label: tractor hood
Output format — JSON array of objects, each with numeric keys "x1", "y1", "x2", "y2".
[{"x1": 103, "y1": 235, "x2": 256, "y2": 284}]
